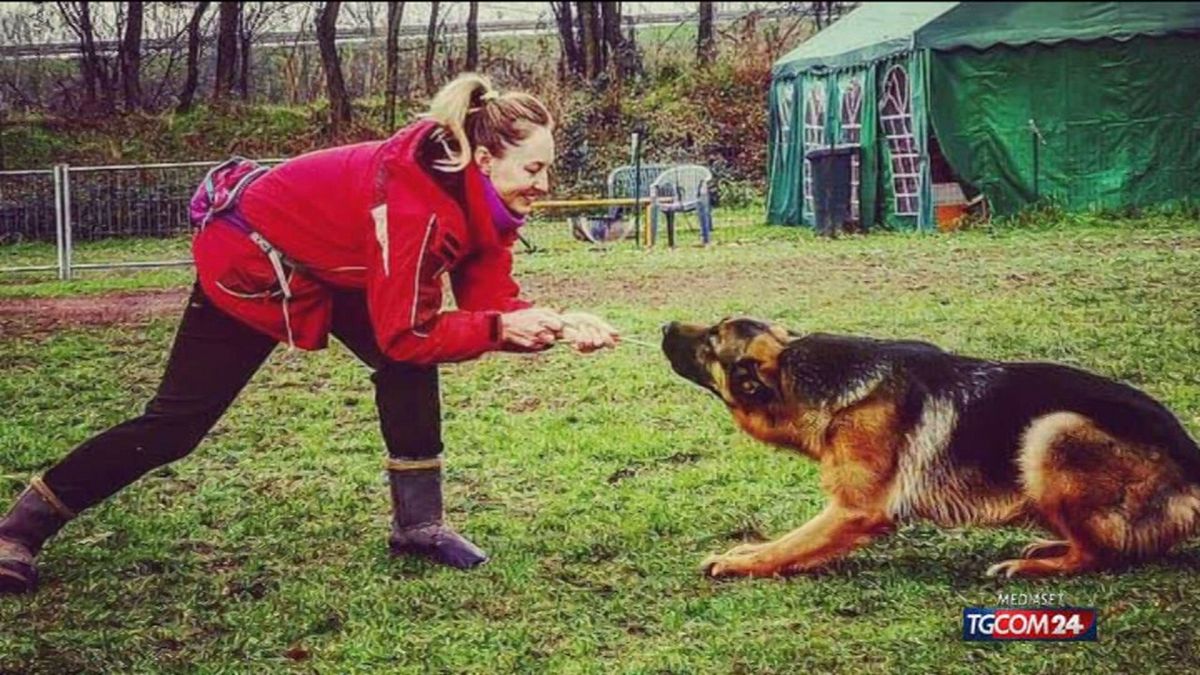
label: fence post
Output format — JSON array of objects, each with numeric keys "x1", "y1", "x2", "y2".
[
  {"x1": 62, "y1": 163, "x2": 73, "y2": 280},
  {"x1": 54, "y1": 164, "x2": 66, "y2": 280}
]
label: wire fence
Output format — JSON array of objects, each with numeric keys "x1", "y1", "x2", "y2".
[
  {"x1": 0, "y1": 169, "x2": 57, "y2": 244},
  {"x1": 0, "y1": 159, "x2": 765, "y2": 280},
  {"x1": 0, "y1": 159, "x2": 285, "y2": 278}
]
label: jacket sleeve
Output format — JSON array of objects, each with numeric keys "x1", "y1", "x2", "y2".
[
  {"x1": 450, "y1": 232, "x2": 534, "y2": 313},
  {"x1": 366, "y1": 206, "x2": 504, "y2": 365}
]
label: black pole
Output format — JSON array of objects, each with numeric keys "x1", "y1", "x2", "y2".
[
  {"x1": 518, "y1": 232, "x2": 536, "y2": 254},
  {"x1": 1029, "y1": 119, "x2": 1043, "y2": 202},
  {"x1": 0, "y1": 105, "x2": 6, "y2": 172},
  {"x1": 1033, "y1": 131, "x2": 1039, "y2": 201}
]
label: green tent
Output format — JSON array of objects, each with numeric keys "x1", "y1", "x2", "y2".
[{"x1": 767, "y1": 2, "x2": 1200, "y2": 229}]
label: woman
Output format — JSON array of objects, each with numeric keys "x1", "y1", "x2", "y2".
[{"x1": 0, "y1": 74, "x2": 618, "y2": 594}]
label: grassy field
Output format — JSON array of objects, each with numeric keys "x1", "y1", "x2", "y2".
[{"x1": 2, "y1": 213, "x2": 1200, "y2": 672}]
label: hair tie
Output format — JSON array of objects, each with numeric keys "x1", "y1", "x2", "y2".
[{"x1": 480, "y1": 90, "x2": 500, "y2": 102}]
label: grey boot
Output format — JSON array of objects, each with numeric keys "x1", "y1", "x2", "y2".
[
  {"x1": 0, "y1": 477, "x2": 75, "y2": 594},
  {"x1": 387, "y1": 457, "x2": 488, "y2": 569}
]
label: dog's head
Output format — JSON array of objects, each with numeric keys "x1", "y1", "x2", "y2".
[{"x1": 661, "y1": 318, "x2": 795, "y2": 410}]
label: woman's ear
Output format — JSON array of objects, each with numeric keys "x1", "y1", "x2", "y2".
[{"x1": 474, "y1": 145, "x2": 494, "y2": 177}]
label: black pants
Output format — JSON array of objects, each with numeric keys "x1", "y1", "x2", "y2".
[{"x1": 43, "y1": 283, "x2": 442, "y2": 514}]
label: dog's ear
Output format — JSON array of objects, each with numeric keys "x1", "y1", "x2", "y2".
[{"x1": 731, "y1": 357, "x2": 778, "y2": 406}]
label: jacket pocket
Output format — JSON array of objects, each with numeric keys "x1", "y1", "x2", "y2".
[{"x1": 198, "y1": 221, "x2": 287, "y2": 299}]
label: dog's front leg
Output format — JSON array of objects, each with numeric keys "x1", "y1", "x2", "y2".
[{"x1": 702, "y1": 505, "x2": 893, "y2": 578}]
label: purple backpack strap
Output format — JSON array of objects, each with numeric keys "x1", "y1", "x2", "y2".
[{"x1": 189, "y1": 157, "x2": 269, "y2": 232}]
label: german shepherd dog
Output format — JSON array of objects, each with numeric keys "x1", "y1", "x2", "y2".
[{"x1": 662, "y1": 318, "x2": 1200, "y2": 579}]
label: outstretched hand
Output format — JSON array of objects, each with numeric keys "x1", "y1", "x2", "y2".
[
  {"x1": 560, "y1": 312, "x2": 620, "y2": 353},
  {"x1": 499, "y1": 308, "x2": 563, "y2": 349}
]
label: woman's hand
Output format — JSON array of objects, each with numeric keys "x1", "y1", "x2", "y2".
[
  {"x1": 500, "y1": 308, "x2": 564, "y2": 349},
  {"x1": 561, "y1": 312, "x2": 620, "y2": 353}
]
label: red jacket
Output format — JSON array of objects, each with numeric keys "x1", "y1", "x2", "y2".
[{"x1": 192, "y1": 120, "x2": 532, "y2": 364}]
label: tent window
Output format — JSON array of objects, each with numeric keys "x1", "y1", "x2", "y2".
[
  {"x1": 881, "y1": 65, "x2": 919, "y2": 216},
  {"x1": 775, "y1": 82, "x2": 794, "y2": 175},
  {"x1": 840, "y1": 78, "x2": 863, "y2": 221},
  {"x1": 803, "y1": 87, "x2": 827, "y2": 218}
]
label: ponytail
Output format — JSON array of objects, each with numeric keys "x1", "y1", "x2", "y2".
[{"x1": 422, "y1": 73, "x2": 554, "y2": 172}]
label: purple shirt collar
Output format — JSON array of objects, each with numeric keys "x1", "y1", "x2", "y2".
[{"x1": 481, "y1": 175, "x2": 527, "y2": 235}]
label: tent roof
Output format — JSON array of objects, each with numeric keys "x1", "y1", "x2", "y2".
[{"x1": 773, "y1": 2, "x2": 1200, "y2": 79}]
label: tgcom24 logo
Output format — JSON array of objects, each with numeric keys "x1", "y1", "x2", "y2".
[{"x1": 962, "y1": 607, "x2": 1098, "y2": 642}]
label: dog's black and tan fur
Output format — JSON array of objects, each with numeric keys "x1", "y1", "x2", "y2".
[{"x1": 662, "y1": 318, "x2": 1200, "y2": 579}]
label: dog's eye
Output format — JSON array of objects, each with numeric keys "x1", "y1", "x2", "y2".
[{"x1": 740, "y1": 379, "x2": 762, "y2": 395}]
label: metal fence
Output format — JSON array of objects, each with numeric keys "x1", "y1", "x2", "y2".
[
  {"x1": 1, "y1": 159, "x2": 763, "y2": 280},
  {"x1": 0, "y1": 159, "x2": 284, "y2": 279}
]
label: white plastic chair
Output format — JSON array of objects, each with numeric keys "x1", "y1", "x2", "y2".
[{"x1": 649, "y1": 165, "x2": 714, "y2": 246}]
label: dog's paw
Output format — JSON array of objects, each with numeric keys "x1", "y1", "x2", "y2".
[
  {"x1": 699, "y1": 553, "x2": 729, "y2": 577},
  {"x1": 1021, "y1": 539, "x2": 1069, "y2": 559},
  {"x1": 986, "y1": 558, "x2": 1026, "y2": 578},
  {"x1": 701, "y1": 550, "x2": 784, "y2": 579},
  {"x1": 725, "y1": 541, "x2": 769, "y2": 556},
  {"x1": 700, "y1": 552, "x2": 756, "y2": 578}
]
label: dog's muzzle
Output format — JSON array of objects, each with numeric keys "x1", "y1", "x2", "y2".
[{"x1": 661, "y1": 321, "x2": 714, "y2": 388}]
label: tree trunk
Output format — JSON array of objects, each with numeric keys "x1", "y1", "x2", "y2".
[
  {"x1": 316, "y1": 1, "x2": 352, "y2": 133},
  {"x1": 0, "y1": 105, "x2": 6, "y2": 171},
  {"x1": 424, "y1": 1, "x2": 440, "y2": 95},
  {"x1": 213, "y1": 1, "x2": 240, "y2": 102},
  {"x1": 600, "y1": 1, "x2": 623, "y2": 80},
  {"x1": 465, "y1": 1, "x2": 479, "y2": 71},
  {"x1": 238, "y1": 6, "x2": 252, "y2": 99},
  {"x1": 551, "y1": 2, "x2": 583, "y2": 80},
  {"x1": 57, "y1": 1, "x2": 108, "y2": 111},
  {"x1": 384, "y1": 2, "x2": 404, "y2": 129},
  {"x1": 697, "y1": 1, "x2": 715, "y2": 66},
  {"x1": 75, "y1": 2, "x2": 99, "y2": 109},
  {"x1": 177, "y1": 1, "x2": 210, "y2": 113},
  {"x1": 90, "y1": 6, "x2": 116, "y2": 112},
  {"x1": 577, "y1": 2, "x2": 601, "y2": 79},
  {"x1": 119, "y1": 1, "x2": 143, "y2": 110}
]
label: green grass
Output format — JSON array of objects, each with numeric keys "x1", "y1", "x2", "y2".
[{"x1": 2, "y1": 214, "x2": 1200, "y2": 672}]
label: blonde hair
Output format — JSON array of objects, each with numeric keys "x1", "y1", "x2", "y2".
[{"x1": 422, "y1": 73, "x2": 555, "y2": 172}]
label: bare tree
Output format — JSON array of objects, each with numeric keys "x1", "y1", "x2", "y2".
[
  {"x1": 600, "y1": 1, "x2": 627, "y2": 80},
  {"x1": 465, "y1": 1, "x2": 479, "y2": 71},
  {"x1": 577, "y1": 2, "x2": 602, "y2": 79},
  {"x1": 0, "y1": 94, "x2": 7, "y2": 170},
  {"x1": 279, "y1": 3, "x2": 312, "y2": 105},
  {"x1": 56, "y1": 1, "x2": 114, "y2": 112},
  {"x1": 384, "y1": 1, "x2": 405, "y2": 129},
  {"x1": 177, "y1": 1, "x2": 210, "y2": 113},
  {"x1": 237, "y1": 4, "x2": 253, "y2": 99},
  {"x1": 118, "y1": 0, "x2": 143, "y2": 110},
  {"x1": 139, "y1": 4, "x2": 190, "y2": 112},
  {"x1": 213, "y1": 1, "x2": 240, "y2": 102},
  {"x1": 697, "y1": 1, "x2": 715, "y2": 66},
  {"x1": 238, "y1": 2, "x2": 287, "y2": 100},
  {"x1": 550, "y1": 2, "x2": 583, "y2": 80},
  {"x1": 343, "y1": 1, "x2": 379, "y2": 95},
  {"x1": 812, "y1": 1, "x2": 829, "y2": 30},
  {"x1": 424, "y1": 1, "x2": 440, "y2": 96},
  {"x1": 316, "y1": 1, "x2": 352, "y2": 132}
]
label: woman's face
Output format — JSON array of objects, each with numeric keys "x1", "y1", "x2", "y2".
[{"x1": 474, "y1": 124, "x2": 555, "y2": 215}]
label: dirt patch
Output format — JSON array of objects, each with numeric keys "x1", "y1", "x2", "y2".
[
  {"x1": 0, "y1": 258, "x2": 872, "y2": 341},
  {"x1": 0, "y1": 289, "x2": 188, "y2": 338}
]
